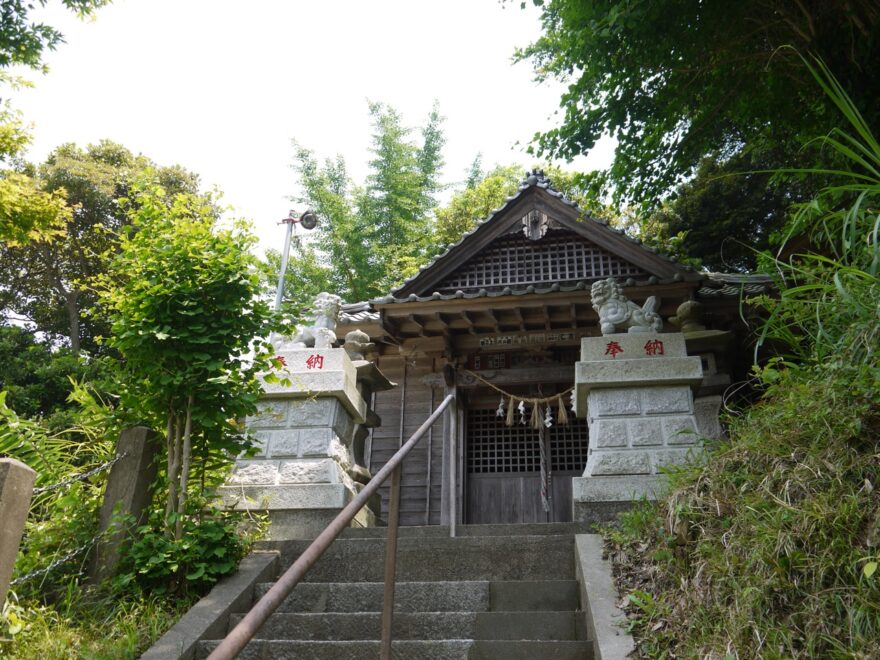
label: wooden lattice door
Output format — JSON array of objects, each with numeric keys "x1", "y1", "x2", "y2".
[{"x1": 464, "y1": 406, "x2": 589, "y2": 524}]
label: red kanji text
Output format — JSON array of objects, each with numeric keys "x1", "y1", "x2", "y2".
[
  {"x1": 605, "y1": 341, "x2": 624, "y2": 358},
  {"x1": 644, "y1": 339, "x2": 665, "y2": 356}
]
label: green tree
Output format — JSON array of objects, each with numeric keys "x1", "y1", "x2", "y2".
[
  {"x1": 280, "y1": 101, "x2": 445, "y2": 308},
  {"x1": 646, "y1": 153, "x2": 812, "y2": 271},
  {"x1": 98, "y1": 181, "x2": 274, "y2": 540},
  {"x1": 0, "y1": 102, "x2": 69, "y2": 246},
  {"x1": 0, "y1": 323, "x2": 112, "y2": 429},
  {"x1": 434, "y1": 163, "x2": 522, "y2": 247},
  {"x1": 517, "y1": 0, "x2": 879, "y2": 209},
  {"x1": 0, "y1": 141, "x2": 200, "y2": 353},
  {"x1": 0, "y1": 0, "x2": 109, "y2": 70},
  {"x1": 0, "y1": 0, "x2": 109, "y2": 246}
]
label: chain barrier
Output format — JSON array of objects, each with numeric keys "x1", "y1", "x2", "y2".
[
  {"x1": 31, "y1": 452, "x2": 127, "y2": 495},
  {"x1": 9, "y1": 535, "x2": 99, "y2": 586},
  {"x1": 9, "y1": 452, "x2": 128, "y2": 586}
]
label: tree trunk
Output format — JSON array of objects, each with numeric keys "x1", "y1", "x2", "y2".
[
  {"x1": 164, "y1": 411, "x2": 175, "y2": 533},
  {"x1": 174, "y1": 395, "x2": 194, "y2": 540},
  {"x1": 165, "y1": 411, "x2": 183, "y2": 535},
  {"x1": 65, "y1": 291, "x2": 80, "y2": 356}
]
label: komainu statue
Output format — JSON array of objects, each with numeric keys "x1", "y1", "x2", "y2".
[
  {"x1": 591, "y1": 278, "x2": 663, "y2": 335},
  {"x1": 669, "y1": 300, "x2": 706, "y2": 333},
  {"x1": 274, "y1": 292, "x2": 342, "y2": 349},
  {"x1": 343, "y1": 329, "x2": 375, "y2": 361}
]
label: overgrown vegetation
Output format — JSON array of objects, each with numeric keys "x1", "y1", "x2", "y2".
[
  {"x1": 97, "y1": 181, "x2": 275, "y2": 542},
  {"x1": 517, "y1": 0, "x2": 880, "y2": 270},
  {"x1": 2, "y1": 589, "x2": 191, "y2": 659},
  {"x1": 1, "y1": 176, "x2": 276, "y2": 655},
  {"x1": 606, "y1": 58, "x2": 880, "y2": 658}
]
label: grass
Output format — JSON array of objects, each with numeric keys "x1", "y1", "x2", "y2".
[
  {"x1": 1, "y1": 587, "x2": 195, "y2": 659},
  {"x1": 605, "y1": 360, "x2": 880, "y2": 658}
]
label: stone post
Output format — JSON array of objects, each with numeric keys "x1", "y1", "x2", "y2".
[
  {"x1": 90, "y1": 427, "x2": 160, "y2": 584},
  {"x1": 572, "y1": 333, "x2": 706, "y2": 521},
  {"x1": 0, "y1": 458, "x2": 36, "y2": 607},
  {"x1": 219, "y1": 348, "x2": 377, "y2": 540}
]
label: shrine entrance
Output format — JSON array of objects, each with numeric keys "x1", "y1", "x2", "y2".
[
  {"x1": 462, "y1": 382, "x2": 589, "y2": 525},
  {"x1": 352, "y1": 171, "x2": 719, "y2": 527}
]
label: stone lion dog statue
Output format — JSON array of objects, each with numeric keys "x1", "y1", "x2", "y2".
[
  {"x1": 591, "y1": 278, "x2": 662, "y2": 335},
  {"x1": 275, "y1": 292, "x2": 343, "y2": 350}
]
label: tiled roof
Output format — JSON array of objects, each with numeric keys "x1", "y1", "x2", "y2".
[
  {"x1": 339, "y1": 301, "x2": 378, "y2": 324},
  {"x1": 389, "y1": 169, "x2": 691, "y2": 298},
  {"x1": 338, "y1": 272, "x2": 773, "y2": 325}
]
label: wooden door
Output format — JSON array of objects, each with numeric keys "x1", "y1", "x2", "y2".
[{"x1": 464, "y1": 408, "x2": 588, "y2": 524}]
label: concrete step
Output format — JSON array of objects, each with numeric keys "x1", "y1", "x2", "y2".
[
  {"x1": 257, "y1": 534, "x2": 576, "y2": 582},
  {"x1": 471, "y1": 640, "x2": 593, "y2": 659},
  {"x1": 196, "y1": 639, "x2": 594, "y2": 659},
  {"x1": 340, "y1": 522, "x2": 594, "y2": 539},
  {"x1": 228, "y1": 610, "x2": 585, "y2": 641},
  {"x1": 252, "y1": 579, "x2": 579, "y2": 613},
  {"x1": 475, "y1": 611, "x2": 587, "y2": 641}
]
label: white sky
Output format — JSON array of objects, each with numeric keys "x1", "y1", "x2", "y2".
[{"x1": 11, "y1": 0, "x2": 613, "y2": 253}]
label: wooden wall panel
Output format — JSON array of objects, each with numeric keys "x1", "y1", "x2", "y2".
[{"x1": 368, "y1": 354, "x2": 446, "y2": 526}]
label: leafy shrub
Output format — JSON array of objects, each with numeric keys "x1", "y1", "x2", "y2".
[
  {"x1": 97, "y1": 181, "x2": 275, "y2": 540},
  {"x1": 114, "y1": 501, "x2": 264, "y2": 597}
]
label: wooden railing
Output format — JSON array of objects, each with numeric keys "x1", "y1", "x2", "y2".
[{"x1": 207, "y1": 393, "x2": 455, "y2": 660}]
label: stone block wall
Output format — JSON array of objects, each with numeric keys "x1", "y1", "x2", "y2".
[
  {"x1": 219, "y1": 348, "x2": 388, "y2": 539},
  {"x1": 228, "y1": 398, "x2": 356, "y2": 489},
  {"x1": 585, "y1": 385, "x2": 701, "y2": 476}
]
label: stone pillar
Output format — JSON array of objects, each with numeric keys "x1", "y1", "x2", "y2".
[
  {"x1": 90, "y1": 427, "x2": 160, "y2": 584},
  {"x1": 572, "y1": 333, "x2": 706, "y2": 521},
  {"x1": 219, "y1": 348, "x2": 377, "y2": 540},
  {"x1": 0, "y1": 458, "x2": 36, "y2": 607}
]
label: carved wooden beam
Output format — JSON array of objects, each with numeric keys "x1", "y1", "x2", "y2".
[
  {"x1": 399, "y1": 335, "x2": 450, "y2": 357},
  {"x1": 461, "y1": 311, "x2": 478, "y2": 335},
  {"x1": 407, "y1": 314, "x2": 427, "y2": 337},
  {"x1": 486, "y1": 308, "x2": 501, "y2": 333},
  {"x1": 512, "y1": 307, "x2": 526, "y2": 332}
]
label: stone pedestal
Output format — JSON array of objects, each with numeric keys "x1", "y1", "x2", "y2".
[
  {"x1": 219, "y1": 348, "x2": 382, "y2": 540},
  {"x1": 572, "y1": 333, "x2": 707, "y2": 520}
]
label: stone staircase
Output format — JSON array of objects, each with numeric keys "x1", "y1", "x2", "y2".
[{"x1": 196, "y1": 523, "x2": 595, "y2": 659}]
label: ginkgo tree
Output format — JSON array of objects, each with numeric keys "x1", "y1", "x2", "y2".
[{"x1": 98, "y1": 180, "x2": 276, "y2": 540}]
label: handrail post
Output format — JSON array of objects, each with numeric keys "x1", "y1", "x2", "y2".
[
  {"x1": 379, "y1": 464, "x2": 402, "y2": 659},
  {"x1": 449, "y1": 391, "x2": 457, "y2": 538},
  {"x1": 206, "y1": 394, "x2": 453, "y2": 660}
]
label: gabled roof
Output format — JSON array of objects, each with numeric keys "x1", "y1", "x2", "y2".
[{"x1": 377, "y1": 170, "x2": 702, "y2": 304}]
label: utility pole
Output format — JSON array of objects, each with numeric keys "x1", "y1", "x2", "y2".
[{"x1": 273, "y1": 210, "x2": 318, "y2": 311}]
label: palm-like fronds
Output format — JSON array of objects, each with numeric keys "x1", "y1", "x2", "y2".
[{"x1": 756, "y1": 54, "x2": 880, "y2": 365}]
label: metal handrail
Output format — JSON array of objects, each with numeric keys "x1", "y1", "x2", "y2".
[{"x1": 207, "y1": 393, "x2": 455, "y2": 660}]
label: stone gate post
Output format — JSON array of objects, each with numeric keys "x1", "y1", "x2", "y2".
[
  {"x1": 571, "y1": 333, "x2": 705, "y2": 521},
  {"x1": 0, "y1": 458, "x2": 36, "y2": 606},
  {"x1": 219, "y1": 348, "x2": 378, "y2": 540}
]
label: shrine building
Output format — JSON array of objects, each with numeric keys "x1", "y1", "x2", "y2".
[{"x1": 334, "y1": 171, "x2": 770, "y2": 527}]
